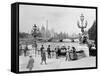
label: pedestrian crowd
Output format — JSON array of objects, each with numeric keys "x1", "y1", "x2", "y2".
[{"x1": 19, "y1": 44, "x2": 79, "y2": 71}]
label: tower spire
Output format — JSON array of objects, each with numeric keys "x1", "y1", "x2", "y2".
[
  {"x1": 46, "y1": 19, "x2": 48, "y2": 31},
  {"x1": 46, "y1": 20, "x2": 48, "y2": 38}
]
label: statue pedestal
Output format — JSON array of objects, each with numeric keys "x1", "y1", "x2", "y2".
[{"x1": 77, "y1": 44, "x2": 89, "y2": 57}]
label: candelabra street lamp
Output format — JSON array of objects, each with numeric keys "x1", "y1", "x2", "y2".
[
  {"x1": 77, "y1": 14, "x2": 88, "y2": 44},
  {"x1": 77, "y1": 13, "x2": 87, "y2": 34},
  {"x1": 31, "y1": 24, "x2": 38, "y2": 56}
]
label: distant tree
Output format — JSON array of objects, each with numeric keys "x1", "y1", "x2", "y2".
[
  {"x1": 88, "y1": 20, "x2": 96, "y2": 40},
  {"x1": 37, "y1": 32, "x2": 42, "y2": 37},
  {"x1": 19, "y1": 32, "x2": 29, "y2": 38},
  {"x1": 58, "y1": 32, "x2": 63, "y2": 40},
  {"x1": 58, "y1": 32, "x2": 67, "y2": 40}
]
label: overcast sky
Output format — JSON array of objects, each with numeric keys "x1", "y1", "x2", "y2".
[{"x1": 19, "y1": 5, "x2": 96, "y2": 35}]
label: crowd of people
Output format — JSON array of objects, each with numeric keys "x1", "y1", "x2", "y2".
[
  {"x1": 27, "y1": 45, "x2": 78, "y2": 71},
  {"x1": 19, "y1": 41, "x2": 97, "y2": 71},
  {"x1": 19, "y1": 44, "x2": 79, "y2": 71}
]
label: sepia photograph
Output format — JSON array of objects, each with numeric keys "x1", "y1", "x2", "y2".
[{"x1": 18, "y1": 3, "x2": 97, "y2": 72}]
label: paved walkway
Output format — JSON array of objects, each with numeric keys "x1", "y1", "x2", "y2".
[{"x1": 19, "y1": 53, "x2": 96, "y2": 71}]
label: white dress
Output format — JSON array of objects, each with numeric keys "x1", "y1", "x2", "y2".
[{"x1": 66, "y1": 49, "x2": 70, "y2": 61}]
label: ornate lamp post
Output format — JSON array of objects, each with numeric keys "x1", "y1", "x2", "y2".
[
  {"x1": 77, "y1": 13, "x2": 87, "y2": 34},
  {"x1": 31, "y1": 24, "x2": 38, "y2": 56},
  {"x1": 77, "y1": 14, "x2": 88, "y2": 44}
]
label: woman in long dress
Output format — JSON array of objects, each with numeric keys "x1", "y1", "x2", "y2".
[
  {"x1": 26, "y1": 56, "x2": 34, "y2": 71},
  {"x1": 65, "y1": 46, "x2": 71, "y2": 61},
  {"x1": 71, "y1": 47, "x2": 78, "y2": 60},
  {"x1": 55, "y1": 46, "x2": 60, "y2": 59},
  {"x1": 47, "y1": 45, "x2": 51, "y2": 58},
  {"x1": 24, "y1": 44, "x2": 29, "y2": 56}
]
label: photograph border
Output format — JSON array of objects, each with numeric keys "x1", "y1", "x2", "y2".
[{"x1": 11, "y1": 2, "x2": 98, "y2": 73}]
